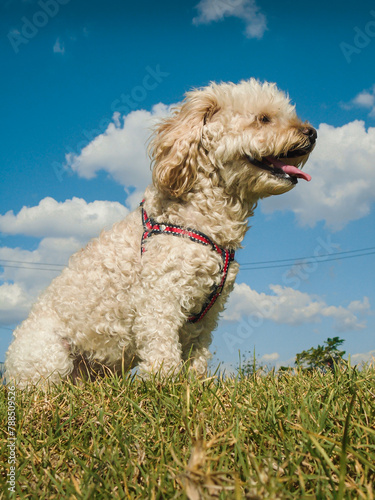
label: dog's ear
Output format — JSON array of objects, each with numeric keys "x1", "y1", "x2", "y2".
[{"x1": 149, "y1": 89, "x2": 219, "y2": 198}]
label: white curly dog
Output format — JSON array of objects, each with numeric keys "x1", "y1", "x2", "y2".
[{"x1": 5, "y1": 79, "x2": 316, "y2": 387}]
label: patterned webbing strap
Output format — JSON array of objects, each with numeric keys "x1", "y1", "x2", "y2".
[{"x1": 140, "y1": 200, "x2": 235, "y2": 323}]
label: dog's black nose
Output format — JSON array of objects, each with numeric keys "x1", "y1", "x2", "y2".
[{"x1": 302, "y1": 126, "x2": 317, "y2": 143}]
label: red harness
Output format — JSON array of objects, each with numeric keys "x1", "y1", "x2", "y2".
[{"x1": 140, "y1": 200, "x2": 235, "y2": 323}]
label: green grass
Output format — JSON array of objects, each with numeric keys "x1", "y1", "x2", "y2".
[{"x1": 1, "y1": 364, "x2": 374, "y2": 499}]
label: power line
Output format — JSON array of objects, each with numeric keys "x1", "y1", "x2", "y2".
[
  {"x1": 240, "y1": 249, "x2": 375, "y2": 271},
  {"x1": 0, "y1": 264, "x2": 62, "y2": 272},
  {"x1": 0, "y1": 258, "x2": 66, "y2": 272},
  {"x1": 0, "y1": 258, "x2": 65, "y2": 267},
  {"x1": 239, "y1": 246, "x2": 375, "y2": 267},
  {"x1": 0, "y1": 245, "x2": 374, "y2": 273}
]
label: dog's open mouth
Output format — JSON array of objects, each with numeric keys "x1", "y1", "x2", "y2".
[{"x1": 249, "y1": 154, "x2": 312, "y2": 183}]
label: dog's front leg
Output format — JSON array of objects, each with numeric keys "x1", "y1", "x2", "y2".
[
  {"x1": 132, "y1": 254, "x2": 191, "y2": 377},
  {"x1": 184, "y1": 330, "x2": 213, "y2": 378},
  {"x1": 133, "y1": 283, "x2": 185, "y2": 377},
  {"x1": 133, "y1": 236, "x2": 221, "y2": 378}
]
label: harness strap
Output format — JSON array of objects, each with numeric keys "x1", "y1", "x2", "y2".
[{"x1": 140, "y1": 200, "x2": 235, "y2": 323}]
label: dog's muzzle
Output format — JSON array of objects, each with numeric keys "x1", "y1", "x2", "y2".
[
  {"x1": 279, "y1": 126, "x2": 317, "y2": 158},
  {"x1": 248, "y1": 125, "x2": 317, "y2": 183}
]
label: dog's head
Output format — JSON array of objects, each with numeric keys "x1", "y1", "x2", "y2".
[{"x1": 149, "y1": 79, "x2": 316, "y2": 201}]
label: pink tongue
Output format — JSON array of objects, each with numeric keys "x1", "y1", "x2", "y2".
[{"x1": 265, "y1": 156, "x2": 311, "y2": 182}]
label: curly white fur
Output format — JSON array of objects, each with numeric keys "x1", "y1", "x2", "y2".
[{"x1": 5, "y1": 79, "x2": 316, "y2": 387}]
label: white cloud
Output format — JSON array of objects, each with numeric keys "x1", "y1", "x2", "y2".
[
  {"x1": 0, "y1": 237, "x2": 82, "y2": 325},
  {"x1": 66, "y1": 104, "x2": 170, "y2": 191},
  {"x1": 261, "y1": 352, "x2": 280, "y2": 362},
  {"x1": 348, "y1": 297, "x2": 372, "y2": 315},
  {"x1": 124, "y1": 189, "x2": 147, "y2": 211},
  {"x1": 0, "y1": 237, "x2": 80, "y2": 285},
  {"x1": 193, "y1": 0, "x2": 267, "y2": 39},
  {"x1": 0, "y1": 282, "x2": 32, "y2": 325},
  {"x1": 341, "y1": 85, "x2": 375, "y2": 117},
  {"x1": 223, "y1": 282, "x2": 371, "y2": 332},
  {"x1": 350, "y1": 350, "x2": 375, "y2": 366},
  {"x1": 262, "y1": 121, "x2": 375, "y2": 230},
  {"x1": 0, "y1": 197, "x2": 131, "y2": 325},
  {"x1": 53, "y1": 37, "x2": 65, "y2": 54},
  {"x1": 0, "y1": 197, "x2": 128, "y2": 239}
]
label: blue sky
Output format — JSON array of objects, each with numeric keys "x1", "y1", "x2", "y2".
[{"x1": 1, "y1": 0, "x2": 375, "y2": 371}]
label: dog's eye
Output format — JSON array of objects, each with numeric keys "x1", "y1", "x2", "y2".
[{"x1": 259, "y1": 114, "x2": 271, "y2": 124}]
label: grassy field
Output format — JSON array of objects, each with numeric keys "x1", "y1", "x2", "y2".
[{"x1": 1, "y1": 364, "x2": 374, "y2": 499}]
